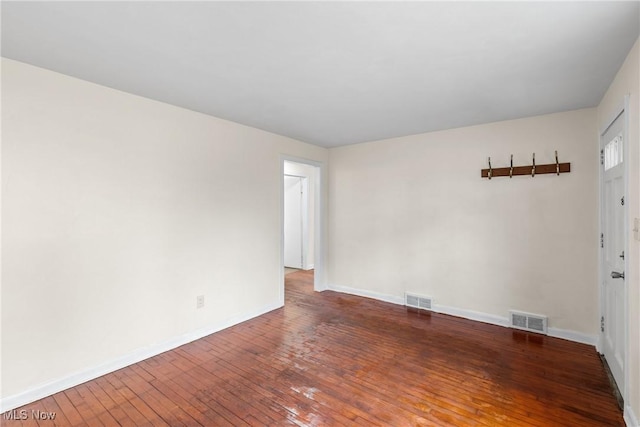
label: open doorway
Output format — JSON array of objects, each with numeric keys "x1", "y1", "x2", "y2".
[
  {"x1": 284, "y1": 174, "x2": 310, "y2": 270},
  {"x1": 281, "y1": 158, "x2": 322, "y2": 303}
]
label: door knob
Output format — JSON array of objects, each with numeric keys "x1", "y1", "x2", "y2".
[{"x1": 611, "y1": 271, "x2": 625, "y2": 280}]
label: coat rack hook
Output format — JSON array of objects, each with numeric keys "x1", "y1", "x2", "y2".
[
  {"x1": 509, "y1": 155, "x2": 513, "y2": 178},
  {"x1": 555, "y1": 150, "x2": 559, "y2": 175},
  {"x1": 488, "y1": 157, "x2": 492, "y2": 180},
  {"x1": 532, "y1": 153, "x2": 536, "y2": 177}
]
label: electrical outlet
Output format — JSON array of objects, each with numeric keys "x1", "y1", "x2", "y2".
[{"x1": 196, "y1": 295, "x2": 204, "y2": 309}]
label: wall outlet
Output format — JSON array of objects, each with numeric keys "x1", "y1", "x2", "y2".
[{"x1": 196, "y1": 295, "x2": 204, "y2": 309}]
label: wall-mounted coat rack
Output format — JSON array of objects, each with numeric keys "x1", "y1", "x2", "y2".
[{"x1": 481, "y1": 151, "x2": 570, "y2": 179}]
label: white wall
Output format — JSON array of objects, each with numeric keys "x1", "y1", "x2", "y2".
[
  {"x1": 284, "y1": 161, "x2": 316, "y2": 269},
  {"x1": 0, "y1": 59, "x2": 328, "y2": 409},
  {"x1": 328, "y1": 109, "x2": 599, "y2": 340},
  {"x1": 597, "y1": 38, "x2": 640, "y2": 425}
]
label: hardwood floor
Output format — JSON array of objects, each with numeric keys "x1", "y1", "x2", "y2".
[{"x1": 3, "y1": 270, "x2": 623, "y2": 426}]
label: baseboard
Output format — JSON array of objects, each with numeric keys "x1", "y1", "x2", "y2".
[
  {"x1": 327, "y1": 283, "x2": 405, "y2": 305},
  {"x1": 0, "y1": 301, "x2": 283, "y2": 413},
  {"x1": 431, "y1": 303, "x2": 510, "y2": 328},
  {"x1": 303, "y1": 264, "x2": 314, "y2": 270},
  {"x1": 595, "y1": 334, "x2": 604, "y2": 354},
  {"x1": 327, "y1": 284, "x2": 505, "y2": 324},
  {"x1": 625, "y1": 404, "x2": 639, "y2": 427},
  {"x1": 433, "y1": 307, "x2": 597, "y2": 345},
  {"x1": 327, "y1": 284, "x2": 598, "y2": 346},
  {"x1": 547, "y1": 327, "x2": 598, "y2": 346}
]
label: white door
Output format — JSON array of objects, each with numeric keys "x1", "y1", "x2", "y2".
[
  {"x1": 284, "y1": 175, "x2": 304, "y2": 268},
  {"x1": 600, "y1": 112, "x2": 626, "y2": 394}
]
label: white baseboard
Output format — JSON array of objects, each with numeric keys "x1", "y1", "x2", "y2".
[
  {"x1": 327, "y1": 283, "x2": 404, "y2": 305},
  {"x1": 547, "y1": 327, "x2": 598, "y2": 346},
  {"x1": 434, "y1": 307, "x2": 598, "y2": 346},
  {"x1": 625, "y1": 404, "x2": 639, "y2": 427},
  {"x1": 432, "y1": 303, "x2": 510, "y2": 328},
  {"x1": 0, "y1": 301, "x2": 283, "y2": 413},
  {"x1": 595, "y1": 334, "x2": 603, "y2": 354},
  {"x1": 327, "y1": 284, "x2": 598, "y2": 346},
  {"x1": 303, "y1": 264, "x2": 314, "y2": 270}
]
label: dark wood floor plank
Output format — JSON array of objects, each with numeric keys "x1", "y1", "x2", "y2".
[
  {"x1": 51, "y1": 391, "x2": 85, "y2": 426},
  {"x1": 38, "y1": 396, "x2": 71, "y2": 427},
  {"x1": 92, "y1": 376, "x2": 147, "y2": 424},
  {"x1": 62, "y1": 387, "x2": 104, "y2": 425},
  {"x1": 156, "y1": 375, "x2": 242, "y2": 426},
  {"x1": 103, "y1": 373, "x2": 169, "y2": 425},
  {"x1": 1, "y1": 269, "x2": 624, "y2": 426}
]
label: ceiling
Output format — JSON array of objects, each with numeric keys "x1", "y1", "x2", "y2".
[{"x1": 2, "y1": 1, "x2": 639, "y2": 148}]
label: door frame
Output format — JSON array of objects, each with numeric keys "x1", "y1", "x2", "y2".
[
  {"x1": 280, "y1": 156, "x2": 325, "y2": 304},
  {"x1": 597, "y1": 95, "x2": 630, "y2": 404}
]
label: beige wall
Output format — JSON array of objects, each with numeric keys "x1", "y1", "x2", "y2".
[
  {"x1": 1, "y1": 59, "x2": 328, "y2": 406},
  {"x1": 598, "y1": 38, "x2": 640, "y2": 424},
  {"x1": 328, "y1": 108, "x2": 599, "y2": 338}
]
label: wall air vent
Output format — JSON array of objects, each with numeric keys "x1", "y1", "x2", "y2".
[
  {"x1": 405, "y1": 293, "x2": 432, "y2": 311},
  {"x1": 509, "y1": 310, "x2": 548, "y2": 334}
]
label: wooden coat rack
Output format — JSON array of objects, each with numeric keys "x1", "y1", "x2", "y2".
[{"x1": 481, "y1": 151, "x2": 570, "y2": 179}]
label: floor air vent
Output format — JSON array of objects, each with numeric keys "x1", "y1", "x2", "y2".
[
  {"x1": 405, "y1": 293, "x2": 432, "y2": 311},
  {"x1": 509, "y1": 310, "x2": 548, "y2": 334}
]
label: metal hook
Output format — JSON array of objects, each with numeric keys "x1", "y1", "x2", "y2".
[
  {"x1": 531, "y1": 153, "x2": 536, "y2": 177},
  {"x1": 509, "y1": 155, "x2": 513, "y2": 178},
  {"x1": 488, "y1": 157, "x2": 492, "y2": 180},
  {"x1": 555, "y1": 150, "x2": 559, "y2": 175}
]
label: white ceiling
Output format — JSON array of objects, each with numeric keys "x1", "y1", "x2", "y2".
[{"x1": 2, "y1": 1, "x2": 639, "y2": 148}]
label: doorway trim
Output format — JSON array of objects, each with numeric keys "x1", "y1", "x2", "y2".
[
  {"x1": 597, "y1": 94, "x2": 630, "y2": 407},
  {"x1": 280, "y1": 155, "x2": 325, "y2": 305}
]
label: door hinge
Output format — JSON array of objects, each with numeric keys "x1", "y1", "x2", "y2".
[
  {"x1": 601, "y1": 316, "x2": 605, "y2": 332},
  {"x1": 600, "y1": 149, "x2": 604, "y2": 165},
  {"x1": 621, "y1": 196, "x2": 624, "y2": 206},
  {"x1": 601, "y1": 233, "x2": 604, "y2": 248},
  {"x1": 620, "y1": 251, "x2": 625, "y2": 260}
]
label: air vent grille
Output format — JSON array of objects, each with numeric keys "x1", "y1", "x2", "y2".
[
  {"x1": 405, "y1": 293, "x2": 432, "y2": 311},
  {"x1": 512, "y1": 313, "x2": 527, "y2": 328},
  {"x1": 510, "y1": 310, "x2": 547, "y2": 334}
]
